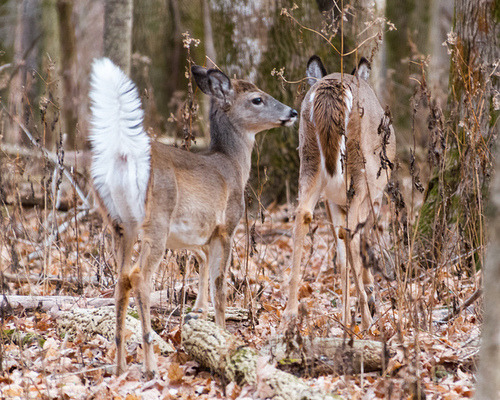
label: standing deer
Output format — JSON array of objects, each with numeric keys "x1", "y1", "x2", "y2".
[
  {"x1": 89, "y1": 58, "x2": 297, "y2": 378},
  {"x1": 284, "y1": 55, "x2": 395, "y2": 330}
]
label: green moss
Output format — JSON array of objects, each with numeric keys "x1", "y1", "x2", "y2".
[
  {"x1": 416, "y1": 176, "x2": 439, "y2": 240},
  {"x1": 230, "y1": 346, "x2": 258, "y2": 363},
  {"x1": 432, "y1": 365, "x2": 449, "y2": 381},
  {"x1": 227, "y1": 346, "x2": 258, "y2": 386},
  {"x1": 2, "y1": 329, "x2": 44, "y2": 347},
  {"x1": 278, "y1": 358, "x2": 302, "y2": 365},
  {"x1": 490, "y1": 92, "x2": 500, "y2": 129},
  {"x1": 494, "y1": 0, "x2": 500, "y2": 24}
]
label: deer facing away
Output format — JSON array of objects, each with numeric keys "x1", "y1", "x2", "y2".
[
  {"x1": 89, "y1": 58, "x2": 297, "y2": 378},
  {"x1": 284, "y1": 56, "x2": 396, "y2": 331}
]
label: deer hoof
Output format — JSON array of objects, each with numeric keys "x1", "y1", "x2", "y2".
[
  {"x1": 184, "y1": 308, "x2": 205, "y2": 324},
  {"x1": 366, "y1": 286, "x2": 376, "y2": 317},
  {"x1": 144, "y1": 369, "x2": 156, "y2": 381}
]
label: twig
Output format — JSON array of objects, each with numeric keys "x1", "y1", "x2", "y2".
[
  {"x1": 0, "y1": 63, "x2": 12, "y2": 74},
  {"x1": 28, "y1": 209, "x2": 90, "y2": 261},
  {"x1": 1, "y1": 103, "x2": 91, "y2": 210},
  {"x1": 441, "y1": 287, "x2": 482, "y2": 323}
]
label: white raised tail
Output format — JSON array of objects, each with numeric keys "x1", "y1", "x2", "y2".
[{"x1": 89, "y1": 58, "x2": 150, "y2": 225}]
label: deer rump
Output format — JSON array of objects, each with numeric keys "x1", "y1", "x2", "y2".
[{"x1": 311, "y1": 79, "x2": 352, "y2": 177}]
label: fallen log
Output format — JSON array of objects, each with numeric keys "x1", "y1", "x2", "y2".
[
  {"x1": 1, "y1": 294, "x2": 115, "y2": 311},
  {"x1": 55, "y1": 306, "x2": 175, "y2": 354},
  {"x1": 1, "y1": 272, "x2": 103, "y2": 287},
  {"x1": 0, "y1": 294, "x2": 248, "y2": 321},
  {"x1": 264, "y1": 335, "x2": 391, "y2": 376},
  {"x1": 182, "y1": 318, "x2": 336, "y2": 400}
]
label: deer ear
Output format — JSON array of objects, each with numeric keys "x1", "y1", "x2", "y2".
[
  {"x1": 191, "y1": 65, "x2": 212, "y2": 94},
  {"x1": 352, "y1": 57, "x2": 371, "y2": 81},
  {"x1": 306, "y1": 55, "x2": 327, "y2": 86},
  {"x1": 207, "y1": 69, "x2": 234, "y2": 106}
]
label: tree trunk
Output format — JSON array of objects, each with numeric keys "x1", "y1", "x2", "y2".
[
  {"x1": 418, "y1": 0, "x2": 499, "y2": 269},
  {"x1": 56, "y1": 0, "x2": 78, "y2": 149},
  {"x1": 41, "y1": 0, "x2": 62, "y2": 150},
  {"x1": 5, "y1": 0, "x2": 40, "y2": 146},
  {"x1": 168, "y1": 0, "x2": 183, "y2": 92},
  {"x1": 385, "y1": 0, "x2": 432, "y2": 136},
  {"x1": 103, "y1": 0, "x2": 133, "y2": 75},
  {"x1": 476, "y1": 136, "x2": 500, "y2": 398},
  {"x1": 428, "y1": 0, "x2": 453, "y2": 104},
  {"x1": 352, "y1": 0, "x2": 387, "y2": 100},
  {"x1": 5, "y1": 0, "x2": 25, "y2": 145},
  {"x1": 201, "y1": 0, "x2": 216, "y2": 68}
]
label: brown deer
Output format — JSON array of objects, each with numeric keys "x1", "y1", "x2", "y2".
[
  {"x1": 283, "y1": 55, "x2": 395, "y2": 331},
  {"x1": 89, "y1": 58, "x2": 297, "y2": 378}
]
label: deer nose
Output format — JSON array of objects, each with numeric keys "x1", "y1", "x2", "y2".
[{"x1": 290, "y1": 109, "x2": 298, "y2": 118}]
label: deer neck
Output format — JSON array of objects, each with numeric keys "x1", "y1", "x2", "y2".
[{"x1": 208, "y1": 106, "x2": 254, "y2": 186}]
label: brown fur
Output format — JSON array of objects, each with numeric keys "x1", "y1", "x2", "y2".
[
  {"x1": 232, "y1": 79, "x2": 258, "y2": 94},
  {"x1": 285, "y1": 72, "x2": 396, "y2": 332},
  {"x1": 97, "y1": 66, "x2": 297, "y2": 379},
  {"x1": 313, "y1": 79, "x2": 346, "y2": 176}
]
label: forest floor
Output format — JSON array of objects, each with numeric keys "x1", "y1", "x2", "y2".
[
  {"x1": 0, "y1": 151, "x2": 480, "y2": 399},
  {"x1": 0, "y1": 203, "x2": 480, "y2": 399}
]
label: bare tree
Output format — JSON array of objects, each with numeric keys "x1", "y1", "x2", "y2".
[
  {"x1": 103, "y1": 0, "x2": 133, "y2": 75},
  {"x1": 428, "y1": 0, "x2": 453, "y2": 103},
  {"x1": 5, "y1": 0, "x2": 40, "y2": 146},
  {"x1": 352, "y1": 0, "x2": 387, "y2": 100},
  {"x1": 476, "y1": 147, "x2": 500, "y2": 397},
  {"x1": 41, "y1": 0, "x2": 62, "y2": 149},
  {"x1": 57, "y1": 0, "x2": 78, "y2": 149},
  {"x1": 201, "y1": 0, "x2": 216, "y2": 68},
  {"x1": 418, "y1": 0, "x2": 499, "y2": 268}
]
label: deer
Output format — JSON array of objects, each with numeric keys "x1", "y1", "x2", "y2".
[
  {"x1": 283, "y1": 55, "x2": 396, "y2": 331},
  {"x1": 88, "y1": 58, "x2": 297, "y2": 378}
]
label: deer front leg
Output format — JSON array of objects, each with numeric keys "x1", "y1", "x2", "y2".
[
  {"x1": 362, "y1": 256, "x2": 376, "y2": 317},
  {"x1": 129, "y1": 232, "x2": 168, "y2": 379},
  {"x1": 112, "y1": 226, "x2": 136, "y2": 376},
  {"x1": 208, "y1": 227, "x2": 232, "y2": 328},
  {"x1": 284, "y1": 207, "x2": 312, "y2": 321}
]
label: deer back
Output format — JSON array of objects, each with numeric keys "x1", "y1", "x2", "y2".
[{"x1": 299, "y1": 69, "x2": 395, "y2": 202}]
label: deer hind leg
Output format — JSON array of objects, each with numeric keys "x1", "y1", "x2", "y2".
[
  {"x1": 346, "y1": 197, "x2": 374, "y2": 331},
  {"x1": 284, "y1": 173, "x2": 323, "y2": 322},
  {"x1": 208, "y1": 226, "x2": 232, "y2": 328},
  {"x1": 362, "y1": 243, "x2": 376, "y2": 317},
  {"x1": 361, "y1": 196, "x2": 385, "y2": 317},
  {"x1": 192, "y1": 249, "x2": 209, "y2": 317},
  {"x1": 326, "y1": 201, "x2": 351, "y2": 327},
  {"x1": 129, "y1": 220, "x2": 170, "y2": 379},
  {"x1": 112, "y1": 223, "x2": 137, "y2": 376}
]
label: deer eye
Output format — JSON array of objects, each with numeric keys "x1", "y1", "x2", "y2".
[{"x1": 251, "y1": 97, "x2": 263, "y2": 105}]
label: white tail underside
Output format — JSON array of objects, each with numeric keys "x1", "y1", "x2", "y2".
[{"x1": 89, "y1": 58, "x2": 150, "y2": 225}]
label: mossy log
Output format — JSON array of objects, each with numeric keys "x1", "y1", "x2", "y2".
[
  {"x1": 264, "y1": 335, "x2": 391, "y2": 376},
  {"x1": 55, "y1": 306, "x2": 175, "y2": 354},
  {"x1": 182, "y1": 318, "x2": 339, "y2": 400}
]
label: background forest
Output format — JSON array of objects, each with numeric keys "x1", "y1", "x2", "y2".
[{"x1": 0, "y1": 0, "x2": 499, "y2": 399}]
